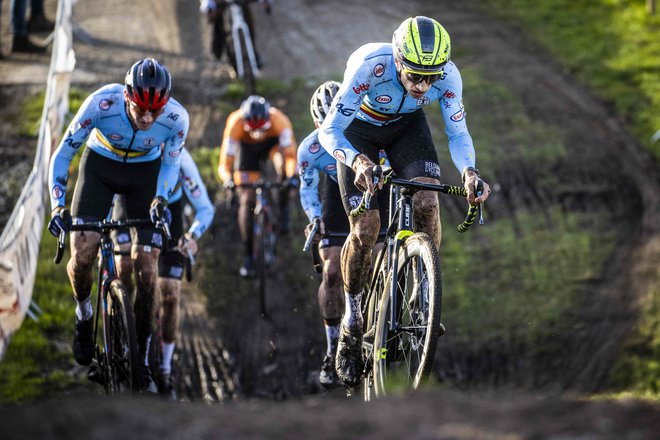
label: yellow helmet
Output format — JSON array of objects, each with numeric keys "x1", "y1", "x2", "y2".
[{"x1": 392, "y1": 16, "x2": 451, "y2": 75}]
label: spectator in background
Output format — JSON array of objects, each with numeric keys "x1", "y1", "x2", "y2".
[{"x1": 9, "y1": 0, "x2": 53, "y2": 54}]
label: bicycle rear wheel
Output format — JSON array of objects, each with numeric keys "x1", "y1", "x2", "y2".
[
  {"x1": 372, "y1": 233, "x2": 442, "y2": 396},
  {"x1": 107, "y1": 279, "x2": 140, "y2": 394}
]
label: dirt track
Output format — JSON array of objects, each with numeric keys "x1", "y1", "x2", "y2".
[{"x1": 0, "y1": 0, "x2": 659, "y2": 436}]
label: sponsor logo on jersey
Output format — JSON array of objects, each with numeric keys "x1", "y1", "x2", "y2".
[
  {"x1": 375, "y1": 95, "x2": 392, "y2": 104},
  {"x1": 324, "y1": 164, "x2": 336, "y2": 172},
  {"x1": 352, "y1": 83, "x2": 370, "y2": 94},
  {"x1": 64, "y1": 138, "x2": 83, "y2": 149},
  {"x1": 309, "y1": 143, "x2": 321, "y2": 154},
  {"x1": 443, "y1": 90, "x2": 456, "y2": 99},
  {"x1": 51, "y1": 185, "x2": 64, "y2": 199},
  {"x1": 335, "y1": 103, "x2": 356, "y2": 117},
  {"x1": 108, "y1": 133, "x2": 123, "y2": 141},
  {"x1": 416, "y1": 97, "x2": 431, "y2": 106},
  {"x1": 168, "y1": 113, "x2": 179, "y2": 121},
  {"x1": 99, "y1": 100, "x2": 111, "y2": 111},
  {"x1": 450, "y1": 109, "x2": 464, "y2": 122},
  {"x1": 144, "y1": 137, "x2": 156, "y2": 147},
  {"x1": 192, "y1": 188, "x2": 201, "y2": 198},
  {"x1": 169, "y1": 149, "x2": 180, "y2": 157},
  {"x1": 348, "y1": 195, "x2": 362, "y2": 210},
  {"x1": 80, "y1": 118, "x2": 92, "y2": 129},
  {"x1": 424, "y1": 162, "x2": 441, "y2": 178},
  {"x1": 178, "y1": 130, "x2": 184, "y2": 139},
  {"x1": 333, "y1": 149, "x2": 346, "y2": 163},
  {"x1": 373, "y1": 63, "x2": 385, "y2": 77}
]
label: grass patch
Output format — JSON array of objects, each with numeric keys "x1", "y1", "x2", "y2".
[
  {"x1": 481, "y1": 0, "x2": 660, "y2": 158},
  {"x1": 480, "y1": 0, "x2": 660, "y2": 397},
  {"x1": 0, "y1": 222, "x2": 82, "y2": 403}
]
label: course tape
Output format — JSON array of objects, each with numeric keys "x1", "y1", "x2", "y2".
[{"x1": 0, "y1": 0, "x2": 76, "y2": 359}]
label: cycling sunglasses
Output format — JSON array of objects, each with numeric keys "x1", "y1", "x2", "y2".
[{"x1": 403, "y1": 70, "x2": 442, "y2": 85}]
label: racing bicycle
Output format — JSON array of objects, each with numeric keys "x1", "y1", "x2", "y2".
[
  {"x1": 352, "y1": 166, "x2": 484, "y2": 400},
  {"x1": 220, "y1": 0, "x2": 267, "y2": 94},
  {"x1": 54, "y1": 217, "x2": 170, "y2": 395}
]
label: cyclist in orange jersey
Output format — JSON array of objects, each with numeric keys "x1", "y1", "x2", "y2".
[{"x1": 217, "y1": 95, "x2": 298, "y2": 277}]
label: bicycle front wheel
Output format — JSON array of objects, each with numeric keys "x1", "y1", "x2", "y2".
[
  {"x1": 372, "y1": 233, "x2": 442, "y2": 396},
  {"x1": 107, "y1": 279, "x2": 140, "y2": 394}
]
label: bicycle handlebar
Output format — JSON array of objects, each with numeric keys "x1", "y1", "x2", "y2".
[
  {"x1": 302, "y1": 217, "x2": 321, "y2": 252},
  {"x1": 54, "y1": 218, "x2": 171, "y2": 264},
  {"x1": 349, "y1": 167, "x2": 485, "y2": 233}
]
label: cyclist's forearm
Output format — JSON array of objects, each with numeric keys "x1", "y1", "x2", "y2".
[
  {"x1": 447, "y1": 132, "x2": 476, "y2": 175},
  {"x1": 48, "y1": 147, "x2": 78, "y2": 210},
  {"x1": 156, "y1": 159, "x2": 181, "y2": 201},
  {"x1": 318, "y1": 124, "x2": 360, "y2": 168},
  {"x1": 300, "y1": 188, "x2": 322, "y2": 222}
]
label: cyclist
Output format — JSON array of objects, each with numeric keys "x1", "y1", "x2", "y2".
[
  {"x1": 318, "y1": 16, "x2": 492, "y2": 387},
  {"x1": 217, "y1": 95, "x2": 298, "y2": 277},
  {"x1": 199, "y1": 0, "x2": 271, "y2": 73},
  {"x1": 47, "y1": 58, "x2": 189, "y2": 393},
  {"x1": 112, "y1": 148, "x2": 215, "y2": 399},
  {"x1": 300, "y1": 81, "x2": 390, "y2": 388}
]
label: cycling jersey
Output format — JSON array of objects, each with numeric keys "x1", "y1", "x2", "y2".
[
  {"x1": 318, "y1": 42, "x2": 476, "y2": 174},
  {"x1": 218, "y1": 106, "x2": 297, "y2": 184},
  {"x1": 168, "y1": 148, "x2": 215, "y2": 240},
  {"x1": 48, "y1": 83, "x2": 189, "y2": 210},
  {"x1": 297, "y1": 128, "x2": 338, "y2": 222},
  {"x1": 298, "y1": 128, "x2": 390, "y2": 222}
]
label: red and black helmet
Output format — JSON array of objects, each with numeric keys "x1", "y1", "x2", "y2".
[
  {"x1": 125, "y1": 58, "x2": 172, "y2": 111},
  {"x1": 240, "y1": 95, "x2": 271, "y2": 129}
]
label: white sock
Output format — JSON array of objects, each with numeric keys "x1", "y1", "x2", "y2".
[
  {"x1": 342, "y1": 291, "x2": 363, "y2": 329},
  {"x1": 160, "y1": 342, "x2": 175, "y2": 375},
  {"x1": 75, "y1": 296, "x2": 93, "y2": 321},
  {"x1": 325, "y1": 323, "x2": 340, "y2": 357}
]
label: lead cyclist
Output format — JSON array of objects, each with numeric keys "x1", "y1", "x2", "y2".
[{"x1": 318, "y1": 16, "x2": 492, "y2": 388}]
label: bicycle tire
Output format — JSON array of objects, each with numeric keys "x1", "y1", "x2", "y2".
[
  {"x1": 106, "y1": 279, "x2": 140, "y2": 394},
  {"x1": 237, "y1": 27, "x2": 257, "y2": 94},
  {"x1": 372, "y1": 233, "x2": 442, "y2": 396},
  {"x1": 361, "y1": 266, "x2": 387, "y2": 401},
  {"x1": 255, "y1": 211, "x2": 267, "y2": 316},
  {"x1": 148, "y1": 313, "x2": 163, "y2": 386}
]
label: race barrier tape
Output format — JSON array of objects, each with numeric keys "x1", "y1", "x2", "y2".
[{"x1": 0, "y1": 0, "x2": 76, "y2": 359}]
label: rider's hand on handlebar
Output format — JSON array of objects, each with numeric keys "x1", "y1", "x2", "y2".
[
  {"x1": 149, "y1": 196, "x2": 172, "y2": 225},
  {"x1": 178, "y1": 233, "x2": 199, "y2": 257},
  {"x1": 352, "y1": 154, "x2": 380, "y2": 195},
  {"x1": 47, "y1": 206, "x2": 72, "y2": 238},
  {"x1": 305, "y1": 217, "x2": 325, "y2": 239},
  {"x1": 462, "y1": 168, "x2": 491, "y2": 205}
]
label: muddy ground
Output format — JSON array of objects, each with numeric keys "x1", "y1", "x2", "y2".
[{"x1": 0, "y1": 0, "x2": 659, "y2": 438}]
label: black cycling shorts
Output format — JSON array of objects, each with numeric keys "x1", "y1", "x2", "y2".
[
  {"x1": 319, "y1": 175, "x2": 389, "y2": 249},
  {"x1": 111, "y1": 196, "x2": 185, "y2": 279},
  {"x1": 72, "y1": 149, "x2": 164, "y2": 248},
  {"x1": 157, "y1": 199, "x2": 185, "y2": 280},
  {"x1": 235, "y1": 137, "x2": 280, "y2": 172},
  {"x1": 319, "y1": 175, "x2": 349, "y2": 249},
  {"x1": 337, "y1": 109, "x2": 441, "y2": 215}
]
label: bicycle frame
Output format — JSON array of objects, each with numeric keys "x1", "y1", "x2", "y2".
[{"x1": 227, "y1": 1, "x2": 259, "y2": 79}]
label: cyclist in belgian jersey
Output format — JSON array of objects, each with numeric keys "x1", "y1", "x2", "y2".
[
  {"x1": 299, "y1": 81, "x2": 390, "y2": 389},
  {"x1": 217, "y1": 95, "x2": 298, "y2": 277},
  {"x1": 112, "y1": 147, "x2": 215, "y2": 399},
  {"x1": 47, "y1": 58, "x2": 189, "y2": 392},
  {"x1": 318, "y1": 17, "x2": 492, "y2": 387}
]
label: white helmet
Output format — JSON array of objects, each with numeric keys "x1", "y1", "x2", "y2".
[{"x1": 309, "y1": 81, "x2": 340, "y2": 125}]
